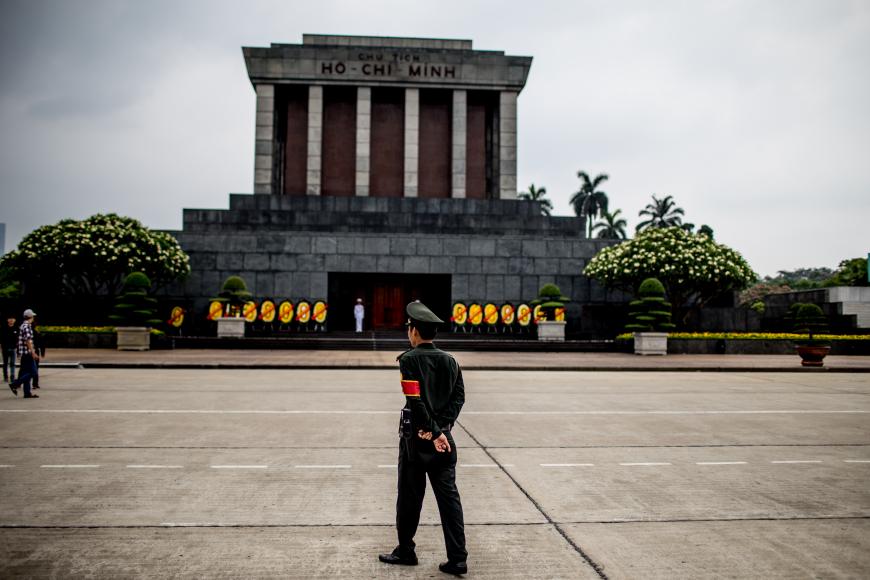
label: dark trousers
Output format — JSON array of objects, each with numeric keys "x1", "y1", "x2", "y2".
[
  {"x1": 396, "y1": 434, "x2": 467, "y2": 564},
  {"x1": 2, "y1": 348, "x2": 14, "y2": 382},
  {"x1": 12, "y1": 353, "x2": 35, "y2": 397}
]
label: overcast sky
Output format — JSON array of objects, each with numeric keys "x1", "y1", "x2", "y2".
[{"x1": 1, "y1": 0, "x2": 868, "y2": 277}]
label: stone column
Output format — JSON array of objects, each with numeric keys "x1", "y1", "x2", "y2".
[
  {"x1": 254, "y1": 84, "x2": 275, "y2": 194},
  {"x1": 355, "y1": 87, "x2": 371, "y2": 196},
  {"x1": 306, "y1": 85, "x2": 323, "y2": 196},
  {"x1": 451, "y1": 90, "x2": 467, "y2": 198},
  {"x1": 403, "y1": 88, "x2": 419, "y2": 198},
  {"x1": 499, "y1": 91, "x2": 518, "y2": 199}
]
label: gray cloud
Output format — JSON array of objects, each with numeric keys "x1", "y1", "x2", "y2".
[{"x1": 1, "y1": 0, "x2": 868, "y2": 276}]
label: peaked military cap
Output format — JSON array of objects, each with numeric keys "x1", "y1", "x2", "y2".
[{"x1": 406, "y1": 300, "x2": 444, "y2": 324}]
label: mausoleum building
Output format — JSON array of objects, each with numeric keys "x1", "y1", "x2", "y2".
[{"x1": 169, "y1": 35, "x2": 619, "y2": 332}]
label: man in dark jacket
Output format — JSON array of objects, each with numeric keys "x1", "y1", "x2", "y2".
[
  {"x1": 2, "y1": 315, "x2": 17, "y2": 385},
  {"x1": 379, "y1": 301, "x2": 467, "y2": 576}
]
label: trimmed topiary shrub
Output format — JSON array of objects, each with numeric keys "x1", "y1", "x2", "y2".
[
  {"x1": 791, "y1": 303, "x2": 828, "y2": 344},
  {"x1": 108, "y1": 272, "x2": 160, "y2": 327},
  {"x1": 531, "y1": 283, "x2": 570, "y2": 321},
  {"x1": 625, "y1": 277, "x2": 676, "y2": 332},
  {"x1": 214, "y1": 275, "x2": 252, "y2": 317}
]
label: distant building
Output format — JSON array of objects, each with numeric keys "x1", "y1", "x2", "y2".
[
  {"x1": 166, "y1": 35, "x2": 622, "y2": 332},
  {"x1": 0, "y1": 223, "x2": 5, "y2": 255}
]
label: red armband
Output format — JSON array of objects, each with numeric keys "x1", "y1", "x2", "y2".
[{"x1": 401, "y1": 380, "x2": 420, "y2": 397}]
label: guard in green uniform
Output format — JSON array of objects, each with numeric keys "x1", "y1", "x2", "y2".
[{"x1": 379, "y1": 301, "x2": 468, "y2": 576}]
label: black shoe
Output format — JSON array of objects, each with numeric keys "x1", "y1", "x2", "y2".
[
  {"x1": 24, "y1": 394, "x2": 38, "y2": 398},
  {"x1": 378, "y1": 549, "x2": 418, "y2": 566},
  {"x1": 439, "y1": 561, "x2": 468, "y2": 576},
  {"x1": 8, "y1": 383, "x2": 17, "y2": 397}
]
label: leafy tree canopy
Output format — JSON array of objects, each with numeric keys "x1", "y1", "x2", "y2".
[
  {"x1": 584, "y1": 226, "x2": 756, "y2": 320},
  {"x1": 0, "y1": 213, "x2": 190, "y2": 297},
  {"x1": 762, "y1": 267, "x2": 834, "y2": 289},
  {"x1": 518, "y1": 183, "x2": 553, "y2": 216}
]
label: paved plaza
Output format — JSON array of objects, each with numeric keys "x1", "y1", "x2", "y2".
[{"x1": 1, "y1": 363, "x2": 869, "y2": 578}]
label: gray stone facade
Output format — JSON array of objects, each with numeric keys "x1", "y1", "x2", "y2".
[
  {"x1": 167, "y1": 196, "x2": 616, "y2": 315},
  {"x1": 244, "y1": 34, "x2": 531, "y2": 199}
]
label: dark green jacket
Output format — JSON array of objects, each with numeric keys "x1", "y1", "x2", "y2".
[{"x1": 399, "y1": 343, "x2": 465, "y2": 438}]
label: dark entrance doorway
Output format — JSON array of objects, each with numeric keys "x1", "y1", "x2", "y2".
[{"x1": 328, "y1": 273, "x2": 452, "y2": 331}]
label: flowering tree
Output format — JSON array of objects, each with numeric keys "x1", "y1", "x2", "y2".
[
  {"x1": 584, "y1": 227, "x2": 756, "y2": 321},
  {"x1": 0, "y1": 214, "x2": 190, "y2": 297}
]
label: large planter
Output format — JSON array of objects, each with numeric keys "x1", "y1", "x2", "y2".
[
  {"x1": 217, "y1": 317, "x2": 246, "y2": 338},
  {"x1": 796, "y1": 344, "x2": 831, "y2": 367},
  {"x1": 634, "y1": 332, "x2": 668, "y2": 356},
  {"x1": 116, "y1": 327, "x2": 150, "y2": 351},
  {"x1": 537, "y1": 321, "x2": 566, "y2": 342}
]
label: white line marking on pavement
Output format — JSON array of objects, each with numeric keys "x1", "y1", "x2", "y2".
[
  {"x1": 619, "y1": 462, "x2": 672, "y2": 466},
  {"x1": 210, "y1": 465, "x2": 268, "y2": 469},
  {"x1": 126, "y1": 465, "x2": 184, "y2": 469},
  {"x1": 294, "y1": 465, "x2": 351, "y2": 469},
  {"x1": 377, "y1": 465, "x2": 395, "y2": 468},
  {"x1": 696, "y1": 461, "x2": 748, "y2": 465},
  {"x1": 844, "y1": 460, "x2": 870, "y2": 463},
  {"x1": 771, "y1": 460, "x2": 822, "y2": 464},
  {"x1": 0, "y1": 465, "x2": 15, "y2": 468},
  {"x1": 459, "y1": 464, "x2": 500, "y2": 468},
  {"x1": 1, "y1": 409, "x2": 866, "y2": 416},
  {"x1": 541, "y1": 463, "x2": 595, "y2": 467},
  {"x1": 40, "y1": 465, "x2": 100, "y2": 468}
]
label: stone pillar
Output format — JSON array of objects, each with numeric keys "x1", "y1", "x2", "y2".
[
  {"x1": 254, "y1": 84, "x2": 275, "y2": 194},
  {"x1": 306, "y1": 85, "x2": 323, "y2": 196},
  {"x1": 355, "y1": 87, "x2": 371, "y2": 197},
  {"x1": 499, "y1": 91, "x2": 518, "y2": 199},
  {"x1": 451, "y1": 90, "x2": 467, "y2": 198},
  {"x1": 403, "y1": 88, "x2": 419, "y2": 198}
]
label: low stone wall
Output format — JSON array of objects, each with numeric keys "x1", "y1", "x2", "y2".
[
  {"x1": 43, "y1": 333, "x2": 115, "y2": 349},
  {"x1": 668, "y1": 339, "x2": 870, "y2": 355},
  {"x1": 42, "y1": 333, "x2": 174, "y2": 350}
]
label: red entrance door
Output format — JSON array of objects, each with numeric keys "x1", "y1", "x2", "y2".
[{"x1": 373, "y1": 284, "x2": 405, "y2": 329}]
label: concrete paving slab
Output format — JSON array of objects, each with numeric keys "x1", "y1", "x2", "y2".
[
  {"x1": 564, "y1": 520, "x2": 870, "y2": 579},
  {"x1": 0, "y1": 525, "x2": 602, "y2": 579},
  {"x1": 0, "y1": 448, "x2": 542, "y2": 527},
  {"x1": 460, "y1": 412, "x2": 869, "y2": 448},
  {"x1": 2, "y1": 367, "x2": 867, "y2": 577},
  {"x1": 490, "y1": 446, "x2": 870, "y2": 523},
  {"x1": 43, "y1": 348, "x2": 870, "y2": 371}
]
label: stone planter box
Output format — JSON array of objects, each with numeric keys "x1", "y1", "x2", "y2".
[
  {"x1": 537, "y1": 321, "x2": 566, "y2": 342},
  {"x1": 217, "y1": 317, "x2": 246, "y2": 338},
  {"x1": 634, "y1": 332, "x2": 668, "y2": 355},
  {"x1": 116, "y1": 327, "x2": 151, "y2": 351}
]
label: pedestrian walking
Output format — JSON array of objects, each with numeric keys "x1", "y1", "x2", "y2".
[
  {"x1": 379, "y1": 301, "x2": 467, "y2": 576},
  {"x1": 2, "y1": 315, "x2": 17, "y2": 385},
  {"x1": 353, "y1": 298, "x2": 365, "y2": 333},
  {"x1": 9, "y1": 309, "x2": 40, "y2": 398},
  {"x1": 32, "y1": 321, "x2": 45, "y2": 389}
]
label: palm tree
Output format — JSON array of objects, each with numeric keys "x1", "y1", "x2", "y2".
[
  {"x1": 591, "y1": 209, "x2": 628, "y2": 240},
  {"x1": 570, "y1": 171, "x2": 609, "y2": 237},
  {"x1": 518, "y1": 183, "x2": 553, "y2": 216},
  {"x1": 636, "y1": 194, "x2": 685, "y2": 232}
]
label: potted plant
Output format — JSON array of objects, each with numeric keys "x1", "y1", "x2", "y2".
[
  {"x1": 791, "y1": 302, "x2": 830, "y2": 367},
  {"x1": 109, "y1": 272, "x2": 160, "y2": 350},
  {"x1": 213, "y1": 275, "x2": 252, "y2": 338},
  {"x1": 625, "y1": 277, "x2": 676, "y2": 355},
  {"x1": 531, "y1": 283, "x2": 569, "y2": 341}
]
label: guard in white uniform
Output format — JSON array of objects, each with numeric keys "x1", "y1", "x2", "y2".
[{"x1": 354, "y1": 298, "x2": 365, "y2": 333}]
